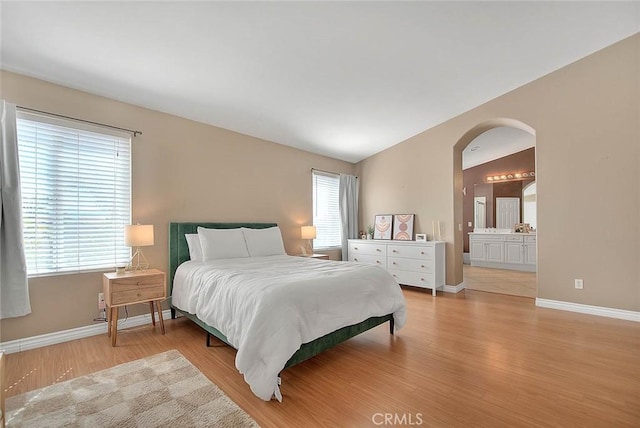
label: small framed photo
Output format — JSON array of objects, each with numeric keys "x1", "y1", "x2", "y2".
[
  {"x1": 373, "y1": 215, "x2": 393, "y2": 240},
  {"x1": 415, "y1": 233, "x2": 427, "y2": 242},
  {"x1": 392, "y1": 214, "x2": 415, "y2": 240},
  {"x1": 514, "y1": 223, "x2": 531, "y2": 233}
]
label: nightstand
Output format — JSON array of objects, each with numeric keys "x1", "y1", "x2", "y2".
[
  {"x1": 306, "y1": 253, "x2": 330, "y2": 260},
  {"x1": 103, "y1": 269, "x2": 166, "y2": 346}
]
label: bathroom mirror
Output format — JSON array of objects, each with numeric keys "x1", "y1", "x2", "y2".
[
  {"x1": 523, "y1": 182, "x2": 537, "y2": 229},
  {"x1": 474, "y1": 197, "x2": 486, "y2": 229}
]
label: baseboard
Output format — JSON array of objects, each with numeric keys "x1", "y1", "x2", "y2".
[
  {"x1": 536, "y1": 299, "x2": 640, "y2": 322},
  {"x1": 444, "y1": 282, "x2": 466, "y2": 293},
  {"x1": 0, "y1": 309, "x2": 173, "y2": 354}
]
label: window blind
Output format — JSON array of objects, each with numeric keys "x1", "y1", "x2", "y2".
[
  {"x1": 16, "y1": 111, "x2": 131, "y2": 275},
  {"x1": 312, "y1": 170, "x2": 342, "y2": 248}
]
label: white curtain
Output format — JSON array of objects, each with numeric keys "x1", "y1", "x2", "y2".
[
  {"x1": 339, "y1": 174, "x2": 359, "y2": 260},
  {"x1": 0, "y1": 100, "x2": 31, "y2": 319}
]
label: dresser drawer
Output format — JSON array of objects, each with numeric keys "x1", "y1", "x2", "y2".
[
  {"x1": 349, "y1": 253, "x2": 385, "y2": 267},
  {"x1": 388, "y1": 257, "x2": 433, "y2": 273},
  {"x1": 111, "y1": 286, "x2": 165, "y2": 305},
  {"x1": 524, "y1": 235, "x2": 536, "y2": 243},
  {"x1": 388, "y1": 245, "x2": 433, "y2": 260},
  {"x1": 388, "y1": 269, "x2": 434, "y2": 288},
  {"x1": 349, "y1": 242, "x2": 387, "y2": 256}
]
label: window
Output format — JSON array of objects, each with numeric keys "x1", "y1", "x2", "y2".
[
  {"x1": 312, "y1": 170, "x2": 341, "y2": 248},
  {"x1": 16, "y1": 111, "x2": 131, "y2": 275}
]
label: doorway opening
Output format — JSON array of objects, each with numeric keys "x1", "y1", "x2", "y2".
[{"x1": 455, "y1": 119, "x2": 537, "y2": 298}]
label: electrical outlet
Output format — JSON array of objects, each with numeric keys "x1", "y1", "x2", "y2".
[
  {"x1": 98, "y1": 292, "x2": 105, "y2": 310},
  {"x1": 574, "y1": 279, "x2": 584, "y2": 290}
]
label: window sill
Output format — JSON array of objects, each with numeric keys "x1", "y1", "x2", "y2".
[{"x1": 27, "y1": 266, "x2": 126, "y2": 279}]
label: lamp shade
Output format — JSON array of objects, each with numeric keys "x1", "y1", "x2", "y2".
[
  {"x1": 124, "y1": 224, "x2": 154, "y2": 247},
  {"x1": 301, "y1": 225, "x2": 317, "y2": 240}
]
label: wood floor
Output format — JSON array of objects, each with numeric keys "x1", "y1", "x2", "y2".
[
  {"x1": 5, "y1": 288, "x2": 639, "y2": 427},
  {"x1": 464, "y1": 264, "x2": 537, "y2": 298}
]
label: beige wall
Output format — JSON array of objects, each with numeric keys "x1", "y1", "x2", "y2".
[
  {"x1": 357, "y1": 34, "x2": 639, "y2": 311},
  {"x1": 0, "y1": 71, "x2": 354, "y2": 342}
]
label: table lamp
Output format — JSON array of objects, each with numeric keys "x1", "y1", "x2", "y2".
[
  {"x1": 125, "y1": 224, "x2": 154, "y2": 271},
  {"x1": 301, "y1": 225, "x2": 316, "y2": 256}
]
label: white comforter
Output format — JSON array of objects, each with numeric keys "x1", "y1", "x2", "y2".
[{"x1": 172, "y1": 255, "x2": 406, "y2": 401}]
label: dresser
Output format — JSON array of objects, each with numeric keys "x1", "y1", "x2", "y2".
[{"x1": 348, "y1": 239, "x2": 446, "y2": 296}]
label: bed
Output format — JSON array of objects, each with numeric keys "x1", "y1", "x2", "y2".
[{"x1": 168, "y1": 222, "x2": 406, "y2": 401}]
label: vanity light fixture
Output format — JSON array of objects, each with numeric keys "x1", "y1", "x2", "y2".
[{"x1": 486, "y1": 171, "x2": 535, "y2": 183}]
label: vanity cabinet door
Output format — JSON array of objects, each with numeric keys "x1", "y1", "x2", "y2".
[
  {"x1": 524, "y1": 243, "x2": 537, "y2": 265},
  {"x1": 504, "y1": 242, "x2": 524, "y2": 264},
  {"x1": 485, "y1": 242, "x2": 504, "y2": 262},
  {"x1": 470, "y1": 238, "x2": 486, "y2": 261}
]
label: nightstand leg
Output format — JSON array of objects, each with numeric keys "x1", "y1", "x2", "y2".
[
  {"x1": 106, "y1": 305, "x2": 112, "y2": 337},
  {"x1": 156, "y1": 301, "x2": 165, "y2": 334},
  {"x1": 111, "y1": 307, "x2": 118, "y2": 347},
  {"x1": 149, "y1": 302, "x2": 156, "y2": 326}
]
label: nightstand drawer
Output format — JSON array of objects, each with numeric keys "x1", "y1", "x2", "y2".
[
  {"x1": 111, "y1": 274, "x2": 164, "y2": 292},
  {"x1": 111, "y1": 287, "x2": 165, "y2": 305}
]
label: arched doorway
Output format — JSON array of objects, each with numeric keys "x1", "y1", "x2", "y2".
[{"x1": 453, "y1": 118, "x2": 537, "y2": 297}]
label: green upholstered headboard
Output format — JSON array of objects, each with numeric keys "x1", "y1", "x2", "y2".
[{"x1": 168, "y1": 222, "x2": 278, "y2": 295}]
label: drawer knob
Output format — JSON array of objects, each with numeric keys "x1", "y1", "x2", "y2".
[
  {"x1": 376, "y1": 249, "x2": 381, "y2": 252},
  {"x1": 392, "y1": 261, "x2": 396, "y2": 265},
  {"x1": 420, "y1": 278, "x2": 424, "y2": 281},
  {"x1": 376, "y1": 261, "x2": 381, "y2": 264},
  {"x1": 420, "y1": 251, "x2": 425, "y2": 255},
  {"x1": 392, "y1": 250, "x2": 397, "y2": 253},
  {"x1": 393, "y1": 274, "x2": 397, "y2": 278},
  {"x1": 421, "y1": 265, "x2": 425, "y2": 268},
  {"x1": 354, "y1": 258, "x2": 358, "y2": 262},
  {"x1": 354, "y1": 247, "x2": 358, "y2": 250}
]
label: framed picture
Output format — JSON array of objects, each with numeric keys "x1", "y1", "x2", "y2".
[
  {"x1": 415, "y1": 233, "x2": 427, "y2": 242},
  {"x1": 393, "y1": 214, "x2": 415, "y2": 240},
  {"x1": 373, "y1": 215, "x2": 393, "y2": 240},
  {"x1": 514, "y1": 223, "x2": 531, "y2": 233}
]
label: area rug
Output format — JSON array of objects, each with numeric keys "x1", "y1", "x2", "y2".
[{"x1": 6, "y1": 349, "x2": 259, "y2": 427}]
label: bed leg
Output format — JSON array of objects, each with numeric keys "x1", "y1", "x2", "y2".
[
  {"x1": 206, "y1": 332, "x2": 211, "y2": 347},
  {"x1": 389, "y1": 318, "x2": 395, "y2": 335},
  {"x1": 171, "y1": 308, "x2": 176, "y2": 319}
]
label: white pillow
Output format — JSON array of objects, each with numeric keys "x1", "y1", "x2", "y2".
[
  {"x1": 197, "y1": 227, "x2": 250, "y2": 260},
  {"x1": 185, "y1": 234, "x2": 203, "y2": 262},
  {"x1": 242, "y1": 226, "x2": 286, "y2": 257}
]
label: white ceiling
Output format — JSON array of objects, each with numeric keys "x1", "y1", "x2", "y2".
[{"x1": 1, "y1": 2, "x2": 638, "y2": 163}]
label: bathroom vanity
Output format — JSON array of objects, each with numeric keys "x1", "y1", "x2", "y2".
[{"x1": 469, "y1": 230, "x2": 536, "y2": 272}]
